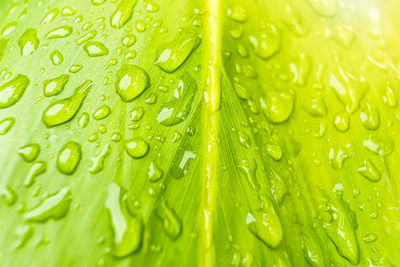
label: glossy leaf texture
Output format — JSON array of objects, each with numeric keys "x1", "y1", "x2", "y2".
[{"x1": 0, "y1": 0, "x2": 400, "y2": 266}]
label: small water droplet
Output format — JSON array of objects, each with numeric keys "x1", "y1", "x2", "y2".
[
  {"x1": 18, "y1": 143, "x2": 40, "y2": 162},
  {"x1": 124, "y1": 137, "x2": 149, "y2": 158},
  {"x1": 18, "y1": 28, "x2": 39, "y2": 56},
  {"x1": 57, "y1": 141, "x2": 82, "y2": 175},
  {"x1": 43, "y1": 74, "x2": 69, "y2": 97},
  {"x1": 45, "y1": 25, "x2": 73, "y2": 39},
  {"x1": 116, "y1": 65, "x2": 150, "y2": 102},
  {"x1": 93, "y1": 104, "x2": 111, "y2": 120},
  {"x1": 0, "y1": 117, "x2": 16, "y2": 135},
  {"x1": 84, "y1": 41, "x2": 109, "y2": 57}
]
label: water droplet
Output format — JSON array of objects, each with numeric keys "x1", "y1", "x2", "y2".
[
  {"x1": 249, "y1": 24, "x2": 281, "y2": 60},
  {"x1": 84, "y1": 41, "x2": 109, "y2": 57},
  {"x1": 1, "y1": 186, "x2": 17, "y2": 206},
  {"x1": 303, "y1": 95, "x2": 327, "y2": 117},
  {"x1": 121, "y1": 34, "x2": 136, "y2": 47},
  {"x1": 78, "y1": 112, "x2": 89, "y2": 128},
  {"x1": 246, "y1": 198, "x2": 283, "y2": 248},
  {"x1": 363, "y1": 135, "x2": 394, "y2": 157},
  {"x1": 333, "y1": 111, "x2": 350, "y2": 132},
  {"x1": 129, "y1": 107, "x2": 144, "y2": 121},
  {"x1": 69, "y1": 65, "x2": 82, "y2": 73},
  {"x1": 106, "y1": 183, "x2": 143, "y2": 257},
  {"x1": 329, "y1": 68, "x2": 368, "y2": 113},
  {"x1": 169, "y1": 150, "x2": 196, "y2": 179},
  {"x1": 261, "y1": 90, "x2": 295, "y2": 124},
  {"x1": 1, "y1": 21, "x2": 17, "y2": 37},
  {"x1": 24, "y1": 188, "x2": 72, "y2": 223},
  {"x1": 148, "y1": 161, "x2": 163, "y2": 182},
  {"x1": 57, "y1": 141, "x2": 82, "y2": 175},
  {"x1": 45, "y1": 25, "x2": 73, "y2": 39},
  {"x1": 77, "y1": 30, "x2": 97, "y2": 45},
  {"x1": 358, "y1": 160, "x2": 380, "y2": 182},
  {"x1": 116, "y1": 65, "x2": 150, "y2": 102},
  {"x1": 283, "y1": 4, "x2": 308, "y2": 36},
  {"x1": 18, "y1": 143, "x2": 40, "y2": 162},
  {"x1": 41, "y1": 8, "x2": 59, "y2": 24},
  {"x1": 42, "y1": 80, "x2": 93, "y2": 127},
  {"x1": 226, "y1": 5, "x2": 247, "y2": 22},
  {"x1": 61, "y1": 7, "x2": 76, "y2": 16},
  {"x1": 289, "y1": 53, "x2": 312, "y2": 87},
  {"x1": 359, "y1": 103, "x2": 380, "y2": 131},
  {"x1": 156, "y1": 75, "x2": 196, "y2": 126},
  {"x1": 156, "y1": 201, "x2": 182, "y2": 240},
  {"x1": 0, "y1": 117, "x2": 15, "y2": 135},
  {"x1": 382, "y1": 84, "x2": 397, "y2": 108},
  {"x1": 124, "y1": 137, "x2": 149, "y2": 158},
  {"x1": 321, "y1": 194, "x2": 359, "y2": 265},
  {"x1": 155, "y1": 28, "x2": 201, "y2": 73},
  {"x1": 92, "y1": 0, "x2": 106, "y2": 5},
  {"x1": 0, "y1": 74, "x2": 29, "y2": 109},
  {"x1": 43, "y1": 74, "x2": 69, "y2": 97},
  {"x1": 307, "y1": 0, "x2": 338, "y2": 17},
  {"x1": 266, "y1": 144, "x2": 282, "y2": 161},
  {"x1": 329, "y1": 147, "x2": 349, "y2": 169},
  {"x1": 18, "y1": 28, "x2": 39, "y2": 56},
  {"x1": 24, "y1": 161, "x2": 47, "y2": 187},
  {"x1": 144, "y1": 0, "x2": 159, "y2": 12},
  {"x1": 239, "y1": 159, "x2": 259, "y2": 190},
  {"x1": 93, "y1": 104, "x2": 111, "y2": 120},
  {"x1": 363, "y1": 233, "x2": 377, "y2": 243},
  {"x1": 89, "y1": 143, "x2": 111, "y2": 174},
  {"x1": 238, "y1": 130, "x2": 251, "y2": 148},
  {"x1": 13, "y1": 224, "x2": 33, "y2": 250},
  {"x1": 48, "y1": 50, "x2": 63, "y2": 66},
  {"x1": 110, "y1": 0, "x2": 137, "y2": 28},
  {"x1": 301, "y1": 233, "x2": 325, "y2": 266},
  {"x1": 135, "y1": 20, "x2": 146, "y2": 32}
]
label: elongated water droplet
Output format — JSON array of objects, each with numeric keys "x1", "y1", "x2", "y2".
[
  {"x1": 155, "y1": 28, "x2": 201, "y2": 73},
  {"x1": 358, "y1": 160, "x2": 380, "y2": 182},
  {"x1": 363, "y1": 233, "x2": 377, "y2": 243},
  {"x1": 0, "y1": 75, "x2": 29, "y2": 109},
  {"x1": 77, "y1": 30, "x2": 97, "y2": 45},
  {"x1": 148, "y1": 161, "x2": 163, "y2": 182},
  {"x1": 78, "y1": 112, "x2": 89, "y2": 128},
  {"x1": 42, "y1": 80, "x2": 93, "y2": 127},
  {"x1": 321, "y1": 194, "x2": 359, "y2": 265},
  {"x1": 92, "y1": 0, "x2": 106, "y2": 5},
  {"x1": 116, "y1": 65, "x2": 150, "y2": 102},
  {"x1": 13, "y1": 224, "x2": 33, "y2": 250},
  {"x1": 0, "y1": 117, "x2": 15, "y2": 135},
  {"x1": 156, "y1": 201, "x2": 182, "y2": 240},
  {"x1": 124, "y1": 137, "x2": 149, "y2": 158},
  {"x1": 246, "y1": 198, "x2": 283, "y2": 248},
  {"x1": 61, "y1": 7, "x2": 76, "y2": 16},
  {"x1": 45, "y1": 25, "x2": 73, "y2": 39},
  {"x1": 18, "y1": 28, "x2": 39, "y2": 56},
  {"x1": 24, "y1": 188, "x2": 72, "y2": 223},
  {"x1": 249, "y1": 24, "x2": 281, "y2": 60},
  {"x1": 41, "y1": 8, "x2": 59, "y2": 24},
  {"x1": 129, "y1": 107, "x2": 144, "y2": 121},
  {"x1": 261, "y1": 90, "x2": 295, "y2": 124},
  {"x1": 121, "y1": 34, "x2": 136, "y2": 47},
  {"x1": 57, "y1": 141, "x2": 82, "y2": 175},
  {"x1": 110, "y1": 0, "x2": 137, "y2": 28},
  {"x1": 301, "y1": 233, "x2": 325, "y2": 267},
  {"x1": 156, "y1": 75, "x2": 196, "y2": 126},
  {"x1": 18, "y1": 143, "x2": 40, "y2": 162},
  {"x1": 43, "y1": 74, "x2": 69, "y2": 97},
  {"x1": 266, "y1": 144, "x2": 282, "y2": 161},
  {"x1": 106, "y1": 183, "x2": 143, "y2": 257},
  {"x1": 24, "y1": 161, "x2": 47, "y2": 187},
  {"x1": 1, "y1": 21, "x2": 17, "y2": 37},
  {"x1": 84, "y1": 41, "x2": 109, "y2": 57},
  {"x1": 89, "y1": 143, "x2": 111, "y2": 174}
]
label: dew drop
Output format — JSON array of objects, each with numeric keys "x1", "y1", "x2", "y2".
[
  {"x1": 43, "y1": 74, "x2": 69, "y2": 97},
  {"x1": 18, "y1": 143, "x2": 40, "y2": 162},
  {"x1": 124, "y1": 137, "x2": 149, "y2": 158},
  {"x1": 45, "y1": 25, "x2": 73, "y2": 39},
  {"x1": 57, "y1": 141, "x2": 82, "y2": 175},
  {"x1": 83, "y1": 41, "x2": 109, "y2": 57},
  {"x1": 115, "y1": 65, "x2": 150, "y2": 102},
  {"x1": 18, "y1": 28, "x2": 39, "y2": 56},
  {"x1": 0, "y1": 74, "x2": 29, "y2": 109}
]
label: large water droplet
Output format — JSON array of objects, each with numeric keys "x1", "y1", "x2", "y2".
[
  {"x1": 110, "y1": 0, "x2": 137, "y2": 28},
  {"x1": 116, "y1": 65, "x2": 150, "y2": 102},
  {"x1": 261, "y1": 90, "x2": 295, "y2": 124},
  {"x1": 155, "y1": 28, "x2": 201, "y2": 73},
  {"x1": 156, "y1": 74, "x2": 196, "y2": 126},
  {"x1": 249, "y1": 24, "x2": 281, "y2": 60},
  {"x1": 57, "y1": 141, "x2": 82, "y2": 175},
  {"x1": 45, "y1": 26, "x2": 73, "y2": 39},
  {"x1": 0, "y1": 74, "x2": 29, "y2": 109},
  {"x1": 24, "y1": 188, "x2": 72, "y2": 223},
  {"x1": 106, "y1": 183, "x2": 143, "y2": 257},
  {"x1": 42, "y1": 80, "x2": 93, "y2": 127},
  {"x1": 246, "y1": 197, "x2": 283, "y2": 248},
  {"x1": 18, "y1": 143, "x2": 40, "y2": 162},
  {"x1": 18, "y1": 28, "x2": 39, "y2": 56},
  {"x1": 124, "y1": 137, "x2": 149, "y2": 158},
  {"x1": 43, "y1": 74, "x2": 69, "y2": 97},
  {"x1": 83, "y1": 41, "x2": 109, "y2": 57}
]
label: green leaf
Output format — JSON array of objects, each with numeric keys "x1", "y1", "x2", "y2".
[{"x1": 0, "y1": 0, "x2": 400, "y2": 266}]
